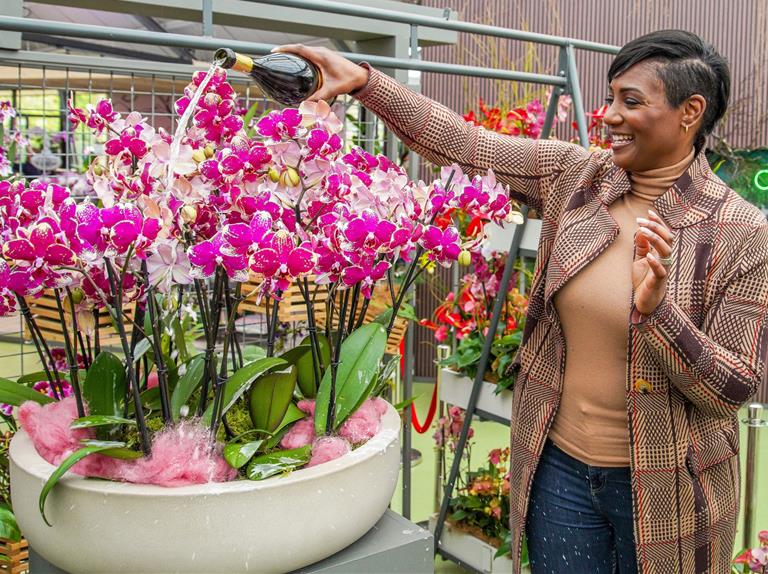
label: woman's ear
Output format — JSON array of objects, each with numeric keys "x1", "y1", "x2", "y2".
[{"x1": 683, "y1": 94, "x2": 707, "y2": 130}]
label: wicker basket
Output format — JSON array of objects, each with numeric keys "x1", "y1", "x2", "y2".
[
  {"x1": 24, "y1": 290, "x2": 134, "y2": 349},
  {"x1": 238, "y1": 275, "x2": 328, "y2": 324},
  {"x1": 0, "y1": 538, "x2": 29, "y2": 574}
]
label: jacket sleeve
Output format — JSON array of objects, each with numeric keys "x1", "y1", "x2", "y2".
[
  {"x1": 353, "y1": 66, "x2": 590, "y2": 214},
  {"x1": 632, "y1": 224, "x2": 768, "y2": 418}
]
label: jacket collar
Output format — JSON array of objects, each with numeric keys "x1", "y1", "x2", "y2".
[{"x1": 597, "y1": 151, "x2": 727, "y2": 228}]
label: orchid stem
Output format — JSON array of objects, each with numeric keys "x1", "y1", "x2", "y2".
[
  {"x1": 298, "y1": 278, "x2": 323, "y2": 392},
  {"x1": 326, "y1": 288, "x2": 350, "y2": 434},
  {"x1": 105, "y1": 259, "x2": 151, "y2": 455},
  {"x1": 210, "y1": 282, "x2": 243, "y2": 437},
  {"x1": 16, "y1": 295, "x2": 61, "y2": 401},
  {"x1": 144, "y1": 266, "x2": 172, "y2": 425},
  {"x1": 266, "y1": 293, "x2": 281, "y2": 358},
  {"x1": 53, "y1": 290, "x2": 85, "y2": 418}
]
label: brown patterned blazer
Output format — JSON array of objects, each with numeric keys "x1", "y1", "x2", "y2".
[{"x1": 356, "y1": 68, "x2": 768, "y2": 574}]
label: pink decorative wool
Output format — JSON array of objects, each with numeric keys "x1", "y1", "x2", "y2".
[
  {"x1": 337, "y1": 397, "x2": 388, "y2": 444},
  {"x1": 308, "y1": 436, "x2": 350, "y2": 467},
  {"x1": 19, "y1": 397, "x2": 236, "y2": 486},
  {"x1": 279, "y1": 416, "x2": 315, "y2": 449}
]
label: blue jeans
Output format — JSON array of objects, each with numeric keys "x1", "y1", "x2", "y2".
[{"x1": 526, "y1": 440, "x2": 639, "y2": 574}]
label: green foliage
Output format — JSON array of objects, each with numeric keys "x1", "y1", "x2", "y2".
[
  {"x1": 248, "y1": 366, "x2": 297, "y2": 432},
  {"x1": 82, "y1": 352, "x2": 126, "y2": 439},
  {"x1": 708, "y1": 148, "x2": 768, "y2": 207},
  {"x1": 202, "y1": 357, "x2": 286, "y2": 426},
  {"x1": 0, "y1": 377, "x2": 54, "y2": 407},
  {"x1": 246, "y1": 445, "x2": 312, "y2": 480},
  {"x1": 296, "y1": 335, "x2": 330, "y2": 399},
  {"x1": 39, "y1": 441, "x2": 133, "y2": 526},
  {"x1": 70, "y1": 415, "x2": 136, "y2": 429},
  {"x1": 314, "y1": 322, "x2": 387, "y2": 435},
  {"x1": 0, "y1": 503, "x2": 20, "y2": 542},
  {"x1": 223, "y1": 440, "x2": 264, "y2": 469},
  {"x1": 170, "y1": 354, "x2": 205, "y2": 420}
]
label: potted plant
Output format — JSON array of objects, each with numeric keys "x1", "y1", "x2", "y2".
[
  {"x1": 429, "y1": 408, "x2": 527, "y2": 572},
  {"x1": 0, "y1": 67, "x2": 516, "y2": 573}
]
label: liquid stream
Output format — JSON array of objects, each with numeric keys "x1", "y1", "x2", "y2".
[{"x1": 166, "y1": 62, "x2": 220, "y2": 193}]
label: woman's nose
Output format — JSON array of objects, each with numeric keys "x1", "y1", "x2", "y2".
[{"x1": 603, "y1": 104, "x2": 621, "y2": 126}]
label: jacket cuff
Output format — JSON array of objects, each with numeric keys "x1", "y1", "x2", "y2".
[{"x1": 349, "y1": 63, "x2": 377, "y2": 100}]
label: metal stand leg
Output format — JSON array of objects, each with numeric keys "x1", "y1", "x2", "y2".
[
  {"x1": 432, "y1": 205, "x2": 529, "y2": 548},
  {"x1": 433, "y1": 345, "x2": 450, "y2": 513},
  {"x1": 743, "y1": 403, "x2": 767, "y2": 548}
]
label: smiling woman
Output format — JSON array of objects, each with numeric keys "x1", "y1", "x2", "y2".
[{"x1": 276, "y1": 29, "x2": 768, "y2": 574}]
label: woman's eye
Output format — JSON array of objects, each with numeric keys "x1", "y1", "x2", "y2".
[
  {"x1": 625, "y1": 99, "x2": 639, "y2": 106},
  {"x1": 604, "y1": 97, "x2": 614, "y2": 104}
]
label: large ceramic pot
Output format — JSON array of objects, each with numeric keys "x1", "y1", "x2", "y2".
[{"x1": 10, "y1": 404, "x2": 400, "y2": 574}]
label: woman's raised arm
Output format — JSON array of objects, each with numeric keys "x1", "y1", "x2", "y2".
[{"x1": 274, "y1": 44, "x2": 591, "y2": 214}]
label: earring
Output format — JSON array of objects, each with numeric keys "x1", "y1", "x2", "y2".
[{"x1": 682, "y1": 123, "x2": 689, "y2": 133}]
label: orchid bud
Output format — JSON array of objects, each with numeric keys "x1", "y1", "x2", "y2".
[
  {"x1": 69, "y1": 287, "x2": 85, "y2": 305},
  {"x1": 180, "y1": 204, "x2": 198, "y2": 224},
  {"x1": 204, "y1": 145, "x2": 215, "y2": 159},
  {"x1": 458, "y1": 250, "x2": 472, "y2": 266},
  {"x1": 92, "y1": 164, "x2": 104, "y2": 177},
  {"x1": 268, "y1": 167, "x2": 280, "y2": 182},
  {"x1": 505, "y1": 210, "x2": 525, "y2": 225},
  {"x1": 280, "y1": 167, "x2": 300, "y2": 187},
  {"x1": 191, "y1": 149, "x2": 206, "y2": 163}
]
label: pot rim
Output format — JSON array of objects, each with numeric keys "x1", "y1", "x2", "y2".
[{"x1": 10, "y1": 402, "x2": 399, "y2": 497}]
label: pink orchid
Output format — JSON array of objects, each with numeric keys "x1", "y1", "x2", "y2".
[
  {"x1": 104, "y1": 127, "x2": 148, "y2": 158},
  {"x1": 340, "y1": 255, "x2": 389, "y2": 298},
  {"x1": 257, "y1": 109, "x2": 302, "y2": 140},
  {"x1": 343, "y1": 210, "x2": 397, "y2": 254},
  {"x1": 419, "y1": 225, "x2": 462, "y2": 266},
  {"x1": 0, "y1": 260, "x2": 17, "y2": 317},
  {"x1": 305, "y1": 129, "x2": 342, "y2": 160},
  {"x1": 249, "y1": 231, "x2": 314, "y2": 294},
  {"x1": 188, "y1": 233, "x2": 249, "y2": 282},
  {"x1": 299, "y1": 100, "x2": 344, "y2": 134}
]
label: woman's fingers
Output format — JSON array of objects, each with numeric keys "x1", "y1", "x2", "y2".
[
  {"x1": 645, "y1": 252, "x2": 669, "y2": 282},
  {"x1": 637, "y1": 225, "x2": 672, "y2": 257}
]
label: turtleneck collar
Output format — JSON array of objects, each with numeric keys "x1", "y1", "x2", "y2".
[{"x1": 628, "y1": 148, "x2": 696, "y2": 202}]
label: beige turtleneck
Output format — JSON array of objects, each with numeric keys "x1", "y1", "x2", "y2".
[{"x1": 548, "y1": 149, "x2": 695, "y2": 467}]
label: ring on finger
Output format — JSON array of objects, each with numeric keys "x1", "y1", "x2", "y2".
[{"x1": 657, "y1": 255, "x2": 673, "y2": 266}]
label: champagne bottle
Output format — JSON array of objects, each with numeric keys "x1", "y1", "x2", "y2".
[{"x1": 214, "y1": 48, "x2": 322, "y2": 106}]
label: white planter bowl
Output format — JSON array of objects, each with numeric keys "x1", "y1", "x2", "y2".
[{"x1": 10, "y1": 404, "x2": 401, "y2": 574}]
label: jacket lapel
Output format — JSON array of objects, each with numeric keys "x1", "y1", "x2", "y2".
[
  {"x1": 650, "y1": 152, "x2": 727, "y2": 229},
  {"x1": 543, "y1": 171, "x2": 625, "y2": 316}
]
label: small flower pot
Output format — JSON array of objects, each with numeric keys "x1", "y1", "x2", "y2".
[{"x1": 440, "y1": 368, "x2": 513, "y2": 423}]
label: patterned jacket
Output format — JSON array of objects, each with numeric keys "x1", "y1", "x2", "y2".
[{"x1": 356, "y1": 68, "x2": 768, "y2": 574}]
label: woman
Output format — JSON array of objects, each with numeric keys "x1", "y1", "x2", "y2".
[{"x1": 277, "y1": 30, "x2": 768, "y2": 574}]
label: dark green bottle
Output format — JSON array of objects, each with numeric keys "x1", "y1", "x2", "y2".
[{"x1": 214, "y1": 47, "x2": 322, "y2": 106}]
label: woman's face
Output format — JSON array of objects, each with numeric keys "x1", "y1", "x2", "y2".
[{"x1": 603, "y1": 60, "x2": 695, "y2": 172}]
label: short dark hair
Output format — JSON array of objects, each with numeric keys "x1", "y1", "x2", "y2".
[{"x1": 608, "y1": 30, "x2": 730, "y2": 151}]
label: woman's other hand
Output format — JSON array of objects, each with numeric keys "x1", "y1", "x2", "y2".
[
  {"x1": 272, "y1": 44, "x2": 369, "y2": 102},
  {"x1": 633, "y1": 209, "x2": 674, "y2": 316}
]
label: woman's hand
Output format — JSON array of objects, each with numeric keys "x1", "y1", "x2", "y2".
[
  {"x1": 632, "y1": 209, "x2": 674, "y2": 316},
  {"x1": 272, "y1": 44, "x2": 369, "y2": 102}
]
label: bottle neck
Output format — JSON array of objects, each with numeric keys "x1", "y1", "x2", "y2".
[{"x1": 230, "y1": 53, "x2": 255, "y2": 74}]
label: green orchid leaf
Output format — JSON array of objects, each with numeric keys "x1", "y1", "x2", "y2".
[
  {"x1": 296, "y1": 335, "x2": 330, "y2": 399},
  {"x1": 202, "y1": 357, "x2": 286, "y2": 426},
  {"x1": 71, "y1": 415, "x2": 136, "y2": 429},
  {"x1": 278, "y1": 344, "x2": 310, "y2": 366},
  {"x1": 314, "y1": 322, "x2": 387, "y2": 434},
  {"x1": 393, "y1": 396, "x2": 419, "y2": 412},
  {"x1": 15, "y1": 371, "x2": 49, "y2": 386},
  {"x1": 223, "y1": 440, "x2": 264, "y2": 469},
  {"x1": 264, "y1": 402, "x2": 306, "y2": 450},
  {"x1": 82, "y1": 352, "x2": 126, "y2": 418},
  {"x1": 79, "y1": 440, "x2": 143, "y2": 460},
  {"x1": 39, "y1": 441, "x2": 127, "y2": 526},
  {"x1": 132, "y1": 337, "x2": 153, "y2": 363},
  {"x1": 246, "y1": 445, "x2": 311, "y2": 481},
  {"x1": 170, "y1": 354, "x2": 205, "y2": 419},
  {"x1": 249, "y1": 366, "x2": 297, "y2": 432},
  {"x1": 0, "y1": 377, "x2": 54, "y2": 406},
  {"x1": 0, "y1": 504, "x2": 21, "y2": 542},
  {"x1": 241, "y1": 345, "x2": 267, "y2": 363}
]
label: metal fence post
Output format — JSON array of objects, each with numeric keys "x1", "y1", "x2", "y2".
[
  {"x1": 434, "y1": 345, "x2": 450, "y2": 513},
  {"x1": 540, "y1": 47, "x2": 567, "y2": 140},
  {"x1": 564, "y1": 43, "x2": 590, "y2": 148},
  {"x1": 743, "y1": 403, "x2": 767, "y2": 549}
]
